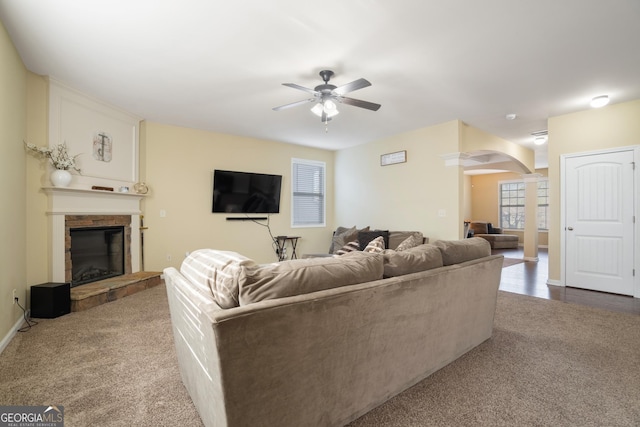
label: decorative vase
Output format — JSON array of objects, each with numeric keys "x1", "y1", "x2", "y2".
[
  {"x1": 50, "y1": 169, "x2": 72, "y2": 187},
  {"x1": 134, "y1": 182, "x2": 149, "y2": 194}
]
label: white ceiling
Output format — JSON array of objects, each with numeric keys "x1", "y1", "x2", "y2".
[{"x1": 2, "y1": 0, "x2": 640, "y2": 169}]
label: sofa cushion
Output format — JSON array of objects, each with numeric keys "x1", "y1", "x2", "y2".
[
  {"x1": 239, "y1": 251, "x2": 384, "y2": 305},
  {"x1": 363, "y1": 235, "x2": 385, "y2": 253},
  {"x1": 180, "y1": 249, "x2": 257, "y2": 308},
  {"x1": 358, "y1": 230, "x2": 389, "y2": 251},
  {"x1": 388, "y1": 231, "x2": 424, "y2": 250},
  {"x1": 335, "y1": 240, "x2": 360, "y2": 256},
  {"x1": 395, "y1": 234, "x2": 423, "y2": 251},
  {"x1": 382, "y1": 244, "x2": 443, "y2": 277},
  {"x1": 433, "y1": 237, "x2": 491, "y2": 266}
]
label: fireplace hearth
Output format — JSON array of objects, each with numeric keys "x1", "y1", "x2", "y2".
[{"x1": 70, "y1": 226, "x2": 125, "y2": 287}]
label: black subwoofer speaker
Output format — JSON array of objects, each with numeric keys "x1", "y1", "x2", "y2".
[{"x1": 30, "y1": 282, "x2": 71, "y2": 318}]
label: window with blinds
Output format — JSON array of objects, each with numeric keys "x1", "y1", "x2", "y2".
[
  {"x1": 499, "y1": 178, "x2": 549, "y2": 230},
  {"x1": 291, "y1": 158, "x2": 326, "y2": 227}
]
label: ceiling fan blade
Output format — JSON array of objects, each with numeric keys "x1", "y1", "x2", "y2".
[
  {"x1": 282, "y1": 83, "x2": 318, "y2": 95},
  {"x1": 272, "y1": 98, "x2": 316, "y2": 111},
  {"x1": 338, "y1": 96, "x2": 381, "y2": 111},
  {"x1": 332, "y1": 78, "x2": 371, "y2": 95}
]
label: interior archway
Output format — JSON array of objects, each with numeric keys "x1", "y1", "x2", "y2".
[{"x1": 462, "y1": 150, "x2": 533, "y2": 175}]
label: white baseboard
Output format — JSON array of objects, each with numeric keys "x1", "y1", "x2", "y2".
[
  {"x1": 547, "y1": 279, "x2": 564, "y2": 287},
  {"x1": 0, "y1": 313, "x2": 28, "y2": 355}
]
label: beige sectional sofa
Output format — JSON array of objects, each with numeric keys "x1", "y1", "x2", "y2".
[
  {"x1": 469, "y1": 221, "x2": 519, "y2": 249},
  {"x1": 163, "y1": 238, "x2": 503, "y2": 427}
]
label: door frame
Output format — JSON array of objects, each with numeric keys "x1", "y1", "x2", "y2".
[{"x1": 560, "y1": 145, "x2": 640, "y2": 298}]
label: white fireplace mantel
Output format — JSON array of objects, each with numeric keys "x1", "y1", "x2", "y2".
[
  {"x1": 44, "y1": 186, "x2": 146, "y2": 282},
  {"x1": 43, "y1": 187, "x2": 145, "y2": 215}
]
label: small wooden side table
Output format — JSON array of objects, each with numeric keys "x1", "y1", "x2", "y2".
[{"x1": 274, "y1": 236, "x2": 301, "y2": 261}]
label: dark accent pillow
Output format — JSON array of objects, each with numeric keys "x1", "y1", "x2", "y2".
[{"x1": 358, "y1": 230, "x2": 389, "y2": 251}]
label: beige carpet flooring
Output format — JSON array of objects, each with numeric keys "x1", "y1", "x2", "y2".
[{"x1": 1, "y1": 284, "x2": 639, "y2": 426}]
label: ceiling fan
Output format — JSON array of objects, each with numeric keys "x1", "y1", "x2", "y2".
[{"x1": 273, "y1": 70, "x2": 381, "y2": 123}]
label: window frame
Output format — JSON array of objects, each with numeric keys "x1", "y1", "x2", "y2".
[
  {"x1": 291, "y1": 158, "x2": 326, "y2": 228},
  {"x1": 498, "y1": 178, "x2": 549, "y2": 231}
]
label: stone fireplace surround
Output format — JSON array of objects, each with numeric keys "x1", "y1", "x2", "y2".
[{"x1": 45, "y1": 187, "x2": 144, "y2": 284}]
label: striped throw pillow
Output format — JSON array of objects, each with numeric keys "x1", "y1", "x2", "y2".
[
  {"x1": 180, "y1": 249, "x2": 257, "y2": 308},
  {"x1": 336, "y1": 240, "x2": 361, "y2": 256},
  {"x1": 363, "y1": 235, "x2": 385, "y2": 253}
]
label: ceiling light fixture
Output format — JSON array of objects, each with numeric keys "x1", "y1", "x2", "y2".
[
  {"x1": 534, "y1": 136, "x2": 547, "y2": 145},
  {"x1": 531, "y1": 130, "x2": 548, "y2": 145},
  {"x1": 590, "y1": 95, "x2": 610, "y2": 108}
]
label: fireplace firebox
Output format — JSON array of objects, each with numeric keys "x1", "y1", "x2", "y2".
[{"x1": 70, "y1": 226, "x2": 125, "y2": 287}]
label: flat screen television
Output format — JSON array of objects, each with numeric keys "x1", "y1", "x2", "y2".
[{"x1": 212, "y1": 169, "x2": 282, "y2": 214}]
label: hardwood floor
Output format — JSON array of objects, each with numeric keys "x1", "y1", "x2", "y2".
[{"x1": 495, "y1": 247, "x2": 640, "y2": 315}]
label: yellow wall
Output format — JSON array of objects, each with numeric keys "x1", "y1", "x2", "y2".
[
  {"x1": 547, "y1": 99, "x2": 640, "y2": 282},
  {"x1": 25, "y1": 73, "x2": 50, "y2": 286},
  {"x1": 469, "y1": 169, "x2": 549, "y2": 246},
  {"x1": 140, "y1": 122, "x2": 335, "y2": 268},
  {"x1": 0, "y1": 20, "x2": 27, "y2": 344},
  {"x1": 335, "y1": 120, "x2": 464, "y2": 240}
]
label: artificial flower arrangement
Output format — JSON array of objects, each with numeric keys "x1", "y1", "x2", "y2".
[{"x1": 25, "y1": 141, "x2": 81, "y2": 173}]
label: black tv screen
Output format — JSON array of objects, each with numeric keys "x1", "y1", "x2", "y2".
[{"x1": 212, "y1": 170, "x2": 282, "y2": 214}]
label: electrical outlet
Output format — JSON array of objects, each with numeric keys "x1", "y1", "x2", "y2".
[{"x1": 12, "y1": 289, "x2": 17, "y2": 304}]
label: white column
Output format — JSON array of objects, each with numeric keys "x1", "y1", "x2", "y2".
[{"x1": 523, "y1": 174, "x2": 541, "y2": 261}]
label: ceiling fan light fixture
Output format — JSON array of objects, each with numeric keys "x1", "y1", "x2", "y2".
[
  {"x1": 276, "y1": 69, "x2": 380, "y2": 126},
  {"x1": 310, "y1": 103, "x2": 324, "y2": 117},
  {"x1": 326, "y1": 109, "x2": 339, "y2": 118},
  {"x1": 590, "y1": 95, "x2": 609, "y2": 108},
  {"x1": 323, "y1": 100, "x2": 339, "y2": 118},
  {"x1": 311, "y1": 99, "x2": 340, "y2": 118},
  {"x1": 324, "y1": 99, "x2": 337, "y2": 112}
]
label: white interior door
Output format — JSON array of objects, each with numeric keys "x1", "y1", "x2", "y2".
[{"x1": 564, "y1": 150, "x2": 635, "y2": 295}]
